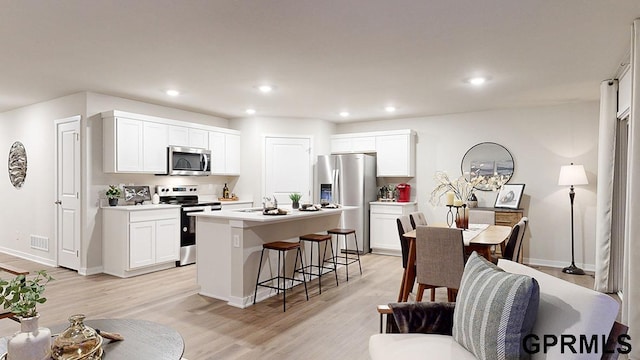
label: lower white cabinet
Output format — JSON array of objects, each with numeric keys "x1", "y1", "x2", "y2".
[
  {"x1": 103, "y1": 206, "x2": 180, "y2": 278},
  {"x1": 370, "y1": 202, "x2": 417, "y2": 255}
]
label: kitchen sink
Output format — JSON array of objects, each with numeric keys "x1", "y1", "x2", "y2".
[{"x1": 234, "y1": 208, "x2": 264, "y2": 213}]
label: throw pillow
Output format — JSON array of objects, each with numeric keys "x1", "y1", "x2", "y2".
[{"x1": 452, "y1": 252, "x2": 540, "y2": 360}]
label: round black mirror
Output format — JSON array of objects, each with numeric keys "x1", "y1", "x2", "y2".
[{"x1": 461, "y1": 142, "x2": 514, "y2": 191}]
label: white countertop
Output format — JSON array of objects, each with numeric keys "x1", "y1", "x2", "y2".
[
  {"x1": 101, "y1": 204, "x2": 181, "y2": 211},
  {"x1": 190, "y1": 206, "x2": 354, "y2": 223},
  {"x1": 370, "y1": 201, "x2": 417, "y2": 205}
]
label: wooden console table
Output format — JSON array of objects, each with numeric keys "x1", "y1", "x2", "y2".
[{"x1": 471, "y1": 207, "x2": 524, "y2": 227}]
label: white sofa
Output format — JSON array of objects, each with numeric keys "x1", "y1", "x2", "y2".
[{"x1": 370, "y1": 259, "x2": 625, "y2": 360}]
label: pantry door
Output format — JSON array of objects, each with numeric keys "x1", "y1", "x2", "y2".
[
  {"x1": 55, "y1": 116, "x2": 81, "y2": 271},
  {"x1": 264, "y1": 136, "x2": 312, "y2": 206}
]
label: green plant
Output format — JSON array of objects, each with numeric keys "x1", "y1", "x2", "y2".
[
  {"x1": 289, "y1": 193, "x2": 302, "y2": 203},
  {"x1": 105, "y1": 185, "x2": 122, "y2": 199},
  {"x1": 0, "y1": 270, "x2": 53, "y2": 318}
]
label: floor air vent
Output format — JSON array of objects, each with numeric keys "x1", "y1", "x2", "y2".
[{"x1": 30, "y1": 235, "x2": 49, "y2": 251}]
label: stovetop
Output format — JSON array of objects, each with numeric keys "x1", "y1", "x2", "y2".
[{"x1": 156, "y1": 185, "x2": 221, "y2": 206}]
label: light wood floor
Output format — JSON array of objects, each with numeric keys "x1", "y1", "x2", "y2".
[{"x1": 0, "y1": 253, "x2": 599, "y2": 360}]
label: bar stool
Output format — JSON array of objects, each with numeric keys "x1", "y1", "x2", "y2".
[
  {"x1": 298, "y1": 233, "x2": 338, "y2": 294},
  {"x1": 327, "y1": 228, "x2": 362, "y2": 281},
  {"x1": 253, "y1": 241, "x2": 309, "y2": 312}
]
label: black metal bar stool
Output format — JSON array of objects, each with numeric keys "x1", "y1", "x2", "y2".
[
  {"x1": 297, "y1": 233, "x2": 338, "y2": 294},
  {"x1": 327, "y1": 228, "x2": 362, "y2": 281},
  {"x1": 253, "y1": 241, "x2": 309, "y2": 311}
]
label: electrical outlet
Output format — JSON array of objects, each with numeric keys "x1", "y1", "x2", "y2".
[{"x1": 233, "y1": 235, "x2": 240, "y2": 248}]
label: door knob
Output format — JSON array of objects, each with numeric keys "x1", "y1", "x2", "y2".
[{"x1": 54, "y1": 200, "x2": 62, "y2": 205}]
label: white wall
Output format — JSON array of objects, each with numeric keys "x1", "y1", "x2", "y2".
[
  {"x1": 0, "y1": 93, "x2": 86, "y2": 266},
  {"x1": 337, "y1": 102, "x2": 599, "y2": 270},
  {"x1": 230, "y1": 116, "x2": 336, "y2": 207}
]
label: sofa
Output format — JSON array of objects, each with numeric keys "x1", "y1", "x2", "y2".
[{"x1": 370, "y1": 255, "x2": 627, "y2": 360}]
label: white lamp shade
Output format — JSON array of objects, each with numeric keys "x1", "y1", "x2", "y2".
[{"x1": 558, "y1": 164, "x2": 589, "y2": 186}]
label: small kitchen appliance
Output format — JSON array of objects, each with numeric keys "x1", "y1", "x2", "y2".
[
  {"x1": 157, "y1": 185, "x2": 221, "y2": 266},
  {"x1": 397, "y1": 183, "x2": 411, "y2": 202}
]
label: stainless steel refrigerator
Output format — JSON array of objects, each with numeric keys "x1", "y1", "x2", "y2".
[{"x1": 316, "y1": 154, "x2": 377, "y2": 253}]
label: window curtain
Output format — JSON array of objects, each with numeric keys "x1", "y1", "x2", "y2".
[
  {"x1": 594, "y1": 80, "x2": 618, "y2": 293},
  {"x1": 622, "y1": 18, "x2": 640, "y2": 360}
]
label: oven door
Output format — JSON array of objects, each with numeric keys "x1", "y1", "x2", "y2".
[{"x1": 181, "y1": 206, "x2": 208, "y2": 247}]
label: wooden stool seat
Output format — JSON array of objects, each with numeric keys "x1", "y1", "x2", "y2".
[
  {"x1": 254, "y1": 241, "x2": 308, "y2": 312},
  {"x1": 299, "y1": 234, "x2": 332, "y2": 242},
  {"x1": 298, "y1": 233, "x2": 338, "y2": 294},
  {"x1": 263, "y1": 241, "x2": 301, "y2": 251},
  {"x1": 326, "y1": 228, "x2": 362, "y2": 281},
  {"x1": 327, "y1": 228, "x2": 355, "y2": 235}
]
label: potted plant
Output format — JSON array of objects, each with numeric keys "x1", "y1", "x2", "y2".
[
  {"x1": 0, "y1": 270, "x2": 54, "y2": 360},
  {"x1": 106, "y1": 185, "x2": 122, "y2": 206},
  {"x1": 289, "y1": 193, "x2": 302, "y2": 209}
]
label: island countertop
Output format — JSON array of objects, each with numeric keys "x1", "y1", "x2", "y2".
[{"x1": 189, "y1": 206, "x2": 355, "y2": 224}]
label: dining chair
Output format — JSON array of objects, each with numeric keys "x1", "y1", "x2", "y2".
[
  {"x1": 502, "y1": 217, "x2": 528, "y2": 263},
  {"x1": 396, "y1": 216, "x2": 414, "y2": 269},
  {"x1": 409, "y1": 211, "x2": 428, "y2": 229},
  {"x1": 415, "y1": 226, "x2": 466, "y2": 302}
]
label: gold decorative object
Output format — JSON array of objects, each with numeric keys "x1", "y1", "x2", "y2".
[{"x1": 52, "y1": 314, "x2": 103, "y2": 360}]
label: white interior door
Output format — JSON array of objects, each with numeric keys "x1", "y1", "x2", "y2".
[
  {"x1": 56, "y1": 116, "x2": 81, "y2": 270},
  {"x1": 264, "y1": 136, "x2": 312, "y2": 205}
]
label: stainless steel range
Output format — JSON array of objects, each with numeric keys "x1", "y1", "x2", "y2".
[{"x1": 156, "y1": 185, "x2": 221, "y2": 266}]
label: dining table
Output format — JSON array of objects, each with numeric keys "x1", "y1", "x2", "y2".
[{"x1": 397, "y1": 224, "x2": 512, "y2": 302}]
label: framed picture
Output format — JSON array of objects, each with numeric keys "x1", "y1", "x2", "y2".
[
  {"x1": 494, "y1": 184, "x2": 525, "y2": 209},
  {"x1": 123, "y1": 185, "x2": 151, "y2": 205}
]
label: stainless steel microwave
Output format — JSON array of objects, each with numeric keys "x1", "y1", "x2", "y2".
[{"x1": 167, "y1": 146, "x2": 211, "y2": 176}]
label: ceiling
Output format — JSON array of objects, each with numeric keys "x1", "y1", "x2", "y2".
[{"x1": 1, "y1": 1, "x2": 639, "y2": 123}]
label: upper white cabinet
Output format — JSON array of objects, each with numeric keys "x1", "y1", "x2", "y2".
[
  {"x1": 330, "y1": 129, "x2": 416, "y2": 177},
  {"x1": 208, "y1": 131, "x2": 241, "y2": 175},
  {"x1": 169, "y1": 126, "x2": 209, "y2": 148},
  {"x1": 331, "y1": 135, "x2": 376, "y2": 153},
  {"x1": 376, "y1": 132, "x2": 416, "y2": 177},
  {"x1": 103, "y1": 110, "x2": 240, "y2": 175},
  {"x1": 104, "y1": 116, "x2": 168, "y2": 174}
]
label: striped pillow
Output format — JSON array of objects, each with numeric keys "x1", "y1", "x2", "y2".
[{"x1": 452, "y1": 252, "x2": 539, "y2": 360}]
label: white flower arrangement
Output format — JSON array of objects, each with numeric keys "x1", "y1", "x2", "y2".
[{"x1": 429, "y1": 171, "x2": 481, "y2": 206}]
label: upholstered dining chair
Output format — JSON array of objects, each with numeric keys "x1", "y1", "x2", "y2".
[
  {"x1": 415, "y1": 226, "x2": 466, "y2": 302},
  {"x1": 502, "y1": 217, "x2": 528, "y2": 263},
  {"x1": 409, "y1": 212, "x2": 428, "y2": 229},
  {"x1": 396, "y1": 216, "x2": 414, "y2": 269}
]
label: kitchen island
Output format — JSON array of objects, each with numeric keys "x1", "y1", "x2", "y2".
[{"x1": 191, "y1": 206, "x2": 352, "y2": 308}]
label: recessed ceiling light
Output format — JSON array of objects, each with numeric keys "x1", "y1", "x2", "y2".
[
  {"x1": 339, "y1": 111, "x2": 350, "y2": 117},
  {"x1": 166, "y1": 89, "x2": 180, "y2": 96},
  {"x1": 467, "y1": 77, "x2": 487, "y2": 86},
  {"x1": 385, "y1": 106, "x2": 397, "y2": 113},
  {"x1": 245, "y1": 108, "x2": 256, "y2": 115},
  {"x1": 258, "y1": 85, "x2": 274, "y2": 93}
]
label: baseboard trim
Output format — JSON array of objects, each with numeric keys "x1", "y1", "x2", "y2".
[
  {"x1": 0, "y1": 247, "x2": 56, "y2": 268},
  {"x1": 524, "y1": 257, "x2": 595, "y2": 272}
]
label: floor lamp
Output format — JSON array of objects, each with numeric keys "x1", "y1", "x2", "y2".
[{"x1": 558, "y1": 163, "x2": 589, "y2": 275}]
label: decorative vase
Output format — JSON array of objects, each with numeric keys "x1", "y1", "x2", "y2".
[
  {"x1": 108, "y1": 198, "x2": 118, "y2": 206},
  {"x1": 455, "y1": 206, "x2": 469, "y2": 230},
  {"x1": 7, "y1": 315, "x2": 52, "y2": 360},
  {"x1": 52, "y1": 314, "x2": 103, "y2": 360},
  {"x1": 467, "y1": 193, "x2": 478, "y2": 208},
  {"x1": 292, "y1": 201, "x2": 299, "y2": 209}
]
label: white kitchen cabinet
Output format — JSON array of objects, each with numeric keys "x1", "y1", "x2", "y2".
[
  {"x1": 376, "y1": 132, "x2": 415, "y2": 177},
  {"x1": 103, "y1": 206, "x2": 180, "y2": 278},
  {"x1": 168, "y1": 125, "x2": 189, "y2": 146},
  {"x1": 330, "y1": 135, "x2": 376, "y2": 153},
  {"x1": 104, "y1": 117, "x2": 168, "y2": 174},
  {"x1": 189, "y1": 128, "x2": 209, "y2": 149},
  {"x1": 143, "y1": 121, "x2": 168, "y2": 173},
  {"x1": 103, "y1": 110, "x2": 241, "y2": 175},
  {"x1": 370, "y1": 202, "x2": 417, "y2": 255},
  {"x1": 208, "y1": 131, "x2": 241, "y2": 175},
  {"x1": 114, "y1": 117, "x2": 143, "y2": 172},
  {"x1": 169, "y1": 126, "x2": 208, "y2": 148}
]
